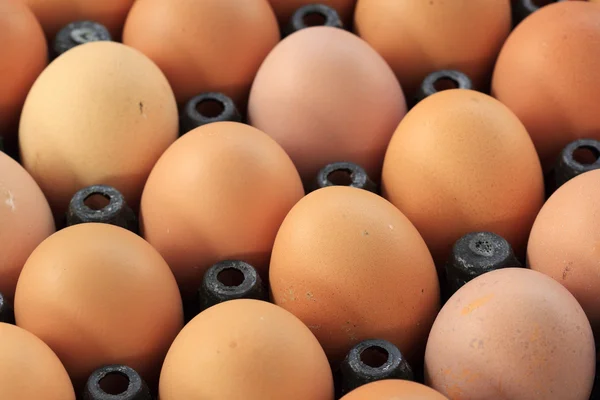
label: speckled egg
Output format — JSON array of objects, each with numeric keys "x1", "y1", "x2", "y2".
[{"x1": 425, "y1": 268, "x2": 595, "y2": 400}]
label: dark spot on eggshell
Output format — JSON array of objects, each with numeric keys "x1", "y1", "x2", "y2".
[{"x1": 562, "y1": 264, "x2": 571, "y2": 280}]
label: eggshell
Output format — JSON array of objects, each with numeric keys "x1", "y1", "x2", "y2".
[
  {"x1": 0, "y1": 323, "x2": 75, "y2": 400},
  {"x1": 269, "y1": 186, "x2": 440, "y2": 363},
  {"x1": 19, "y1": 41, "x2": 178, "y2": 217},
  {"x1": 0, "y1": 0, "x2": 47, "y2": 138},
  {"x1": 14, "y1": 223, "x2": 184, "y2": 389},
  {"x1": 381, "y1": 89, "x2": 544, "y2": 266},
  {"x1": 0, "y1": 151, "x2": 54, "y2": 301},
  {"x1": 140, "y1": 121, "x2": 304, "y2": 298},
  {"x1": 425, "y1": 268, "x2": 595, "y2": 400},
  {"x1": 122, "y1": 0, "x2": 279, "y2": 106},
  {"x1": 353, "y1": 0, "x2": 511, "y2": 98},
  {"x1": 248, "y1": 26, "x2": 406, "y2": 184},
  {"x1": 267, "y1": 0, "x2": 356, "y2": 26},
  {"x1": 527, "y1": 169, "x2": 600, "y2": 337},
  {"x1": 21, "y1": 0, "x2": 134, "y2": 39},
  {"x1": 492, "y1": 1, "x2": 600, "y2": 169},
  {"x1": 159, "y1": 299, "x2": 334, "y2": 400},
  {"x1": 340, "y1": 380, "x2": 449, "y2": 400}
]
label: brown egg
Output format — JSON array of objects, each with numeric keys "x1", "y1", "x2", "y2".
[
  {"x1": 248, "y1": 26, "x2": 406, "y2": 184},
  {"x1": 140, "y1": 121, "x2": 304, "y2": 299},
  {"x1": 19, "y1": 41, "x2": 178, "y2": 217},
  {"x1": 425, "y1": 268, "x2": 595, "y2": 400},
  {"x1": 268, "y1": 0, "x2": 356, "y2": 26},
  {"x1": 0, "y1": 323, "x2": 75, "y2": 399},
  {"x1": 21, "y1": 0, "x2": 134, "y2": 39},
  {"x1": 14, "y1": 223, "x2": 184, "y2": 389},
  {"x1": 354, "y1": 0, "x2": 511, "y2": 99},
  {"x1": 159, "y1": 299, "x2": 334, "y2": 400},
  {"x1": 0, "y1": 0, "x2": 47, "y2": 139},
  {"x1": 381, "y1": 89, "x2": 544, "y2": 266},
  {"x1": 492, "y1": 1, "x2": 600, "y2": 170},
  {"x1": 269, "y1": 186, "x2": 440, "y2": 363},
  {"x1": 123, "y1": 0, "x2": 279, "y2": 106},
  {"x1": 340, "y1": 380, "x2": 449, "y2": 400},
  {"x1": 0, "y1": 151, "x2": 54, "y2": 301},
  {"x1": 528, "y1": 169, "x2": 600, "y2": 337}
]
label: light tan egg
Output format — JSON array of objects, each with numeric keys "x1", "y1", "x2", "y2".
[{"x1": 19, "y1": 41, "x2": 178, "y2": 218}]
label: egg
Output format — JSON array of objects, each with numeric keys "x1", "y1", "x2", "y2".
[
  {"x1": 248, "y1": 26, "x2": 406, "y2": 184},
  {"x1": 0, "y1": 323, "x2": 75, "y2": 399},
  {"x1": 19, "y1": 41, "x2": 178, "y2": 217},
  {"x1": 381, "y1": 89, "x2": 544, "y2": 266},
  {"x1": 268, "y1": 0, "x2": 356, "y2": 26},
  {"x1": 122, "y1": 0, "x2": 280, "y2": 106},
  {"x1": 425, "y1": 268, "x2": 595, "y2": 400},
  {"x1": 0, "y1": 151, "x2": 54, "y2": 301},
  {"x1": 340, "y1": 380, "x2": 449, "y2": 400},
  {"x1": 159, "y1": 299, "x2": 334, "y2": 400},
  {"x1": 21, "y1": 0, "x2": 134, "y2": 39},
  {"x1": 269, "y1": 186, "x2": 440, "y2": 363},
  {"x1": 492, "y1": 1, "x2": 600, "y2": 169},
  {"x1": 14, "y1": 223, "x2": 184, "y2": 389},
  {"x1": 527, "y1": 169, "x2": 600, "y2": 337},
  {"x1": 353, "y1": 0, "x2": 511, "y2": 99},
  {"x1": 0, "y1": 0, "x2": 47, "y2": 139},
  {"x1": 140, "y1": 121, "x2": 304, "y2": 299}
]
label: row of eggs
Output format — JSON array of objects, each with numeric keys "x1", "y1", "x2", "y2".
[{"x1": 2, "y1": 0, "x2": 600, "y2": 399}]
